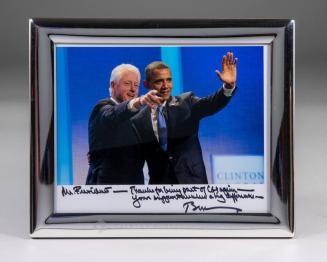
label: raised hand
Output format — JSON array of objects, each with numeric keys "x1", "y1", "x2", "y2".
[{"x1": 215, "y1": 52, "x2": 237, "y2": 87}]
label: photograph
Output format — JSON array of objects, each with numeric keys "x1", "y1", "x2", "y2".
[{"x1": 53, "y1": 40, "x2": 270, "y2": 214}]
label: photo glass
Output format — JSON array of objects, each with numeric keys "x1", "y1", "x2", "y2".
[{"x1": 53, "y1": 37, "x2": 271, "y2": 215}]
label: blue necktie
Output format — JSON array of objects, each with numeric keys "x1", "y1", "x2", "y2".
[{"x1": 157, "y1": 106, "x2": 167, "y2": 151}]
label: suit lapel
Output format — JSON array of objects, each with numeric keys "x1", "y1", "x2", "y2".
[
  {"x1": 139, "y1": 106, "x2": 157, "y2": 143},
  {"x1": 166, "y1": 96, "x2": 179, "y2": 135}
]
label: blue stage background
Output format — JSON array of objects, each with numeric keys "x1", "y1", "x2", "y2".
[{"x1": 56, "y1": 46, "x2": 264, "y2": 185}]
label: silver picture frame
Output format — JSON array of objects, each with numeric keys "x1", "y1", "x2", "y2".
[{"x1": 30, "y1": 19, "x2": 294, "y2": 238}]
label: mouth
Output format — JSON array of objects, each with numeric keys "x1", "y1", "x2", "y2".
[
  {"x1": 127, "y1": 93, "x2": 135, "y2": 98},
  {"x1": 159, "y1": 90, "x2": 170, "y2": 96}
]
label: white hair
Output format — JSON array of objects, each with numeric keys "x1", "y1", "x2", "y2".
[{"x1": 109, "y1": 64, "x2": 141, "y2": 96}]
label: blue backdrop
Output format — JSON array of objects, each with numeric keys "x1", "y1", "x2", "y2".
[{"x1": 56, "y1": 46, "x2": 264, "y2": 185}]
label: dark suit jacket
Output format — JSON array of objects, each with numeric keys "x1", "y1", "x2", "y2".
[
  {"x1": 131, "y1": 88, "x2": 234, "y2": 184},
  {"x1": 86, "y1": 98, "x2": 144, "y2": 185}
]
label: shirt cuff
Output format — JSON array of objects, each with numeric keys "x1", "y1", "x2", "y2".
[
  {"x1": 127, "y1": 98, "x2": 140, "y2": 112},
  {"x1": 222, "y1": 83, "x2": 236, "y2": 97}
]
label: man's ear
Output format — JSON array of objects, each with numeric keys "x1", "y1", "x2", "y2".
[
  {"x1": 143, "y1": 79, "x2": 150, "y2": 89},
  {"x1": 110, "y1": 81, "x2": 115, "y2": 90},
  {"x1": 109, "y1": 81, "x2": 115, "y2": 97}
]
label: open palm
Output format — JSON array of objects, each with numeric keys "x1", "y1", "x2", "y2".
[{"x1": 215, "y1": 52, "x2": 237, "y2": 86}]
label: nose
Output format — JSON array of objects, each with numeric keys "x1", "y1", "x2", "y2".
[{"x1": 162, "y1": 79, "x2": 168, "y2": 88}]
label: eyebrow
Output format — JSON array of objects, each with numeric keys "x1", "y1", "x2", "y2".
[
  {"x1": 153, "y1": 77, "x2": 172, "y2": 83},
  {"x1": 124, "y1": 80, "x2": 139, "y2": 83}
]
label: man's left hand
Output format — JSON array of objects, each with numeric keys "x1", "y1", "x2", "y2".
[{"x1": 215, "y1": 52, "x2": 237, "y2": 88}]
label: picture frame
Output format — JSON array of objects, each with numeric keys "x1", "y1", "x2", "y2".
[{"x1": 30, "y1": 19, "x2": 294, "y2": 238}]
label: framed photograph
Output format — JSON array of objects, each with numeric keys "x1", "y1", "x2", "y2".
[{"x1": 30, "y1": 19, "x2": 294, "y2": 238}]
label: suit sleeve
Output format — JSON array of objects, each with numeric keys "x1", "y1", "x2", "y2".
[
  {"x1": 96, "y1": 100, "x2": 137, "y2": 127},
  {"x1": 190, "y1": 87, "x2": 235, "y2": 119}
]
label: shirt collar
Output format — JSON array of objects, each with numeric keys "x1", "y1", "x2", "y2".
[
  {"x1": 110, "y1": 97, "x2": 119, "y2": 105},
  {"x1": 151, "y1": 100, "x2": 168, "y2": 113}
]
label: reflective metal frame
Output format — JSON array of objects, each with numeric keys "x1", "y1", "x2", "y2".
[{"x1": 30, "y1": 19, "x2": 294, "y2": 238}]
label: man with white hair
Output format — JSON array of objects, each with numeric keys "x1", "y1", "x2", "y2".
[{"x1": 86, "y1": 64, "x2": 162, "y2": 184}]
